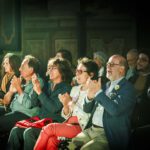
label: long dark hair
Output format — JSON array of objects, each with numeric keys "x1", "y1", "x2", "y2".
[
  {"x1": 78, "y1": 58, "x2": 99, "y2": 80},
  {"x1": 48, "y1": 57, "x2": 73, "y2": 84},
  {"x1": 1, "y1": 53, "x2": 21, "y2": 77}
]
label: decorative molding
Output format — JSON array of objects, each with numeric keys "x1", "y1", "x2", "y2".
[{"x1": 0, "y1": 0, "x2": 16, "y2": 44}]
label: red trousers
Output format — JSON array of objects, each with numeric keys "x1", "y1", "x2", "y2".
[{"x1": 34, "y1": 116, "x2": 82, "y2": 150}]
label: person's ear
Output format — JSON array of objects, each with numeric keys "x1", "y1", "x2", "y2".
[{"x1": 120, "y1": 66, "x2": 125, "y2": 75}]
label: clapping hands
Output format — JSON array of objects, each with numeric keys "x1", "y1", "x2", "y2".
[
  {"x1": 10, "y1": 76, "x2": 22, "y2": 94},
  {"x1": 58, "y1": 93, "x2": 72, "y2": 107},
  {"x1": 86, "y1": 77, "x2": 101, "y2": 100},
  {"x1": 32, "y1": 74, "x2": 41, "y2": 95}
]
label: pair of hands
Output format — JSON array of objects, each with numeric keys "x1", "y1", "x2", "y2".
[
  {"x1": 9, "y1": 73, "x2": 42, "y2": 95},
  {"x1": 86, "y1": 77, "x2": 101, "y2": 100},
  {"x1": 59, "y1": 77, "x2": 101, "y2": 107},
  {"x1": 9, "y1": 76, "x2": 22, "y2": 94},
  {"x1": 32, "y1": 74, "x2": 41, "y2": 95}
]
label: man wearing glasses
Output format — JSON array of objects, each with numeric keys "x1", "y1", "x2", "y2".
[{"x1": 70, "y1": 54, "x2": 136, "y2": 150}]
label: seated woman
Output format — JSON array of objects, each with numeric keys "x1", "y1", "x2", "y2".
[
  {"x1": 7, "y1": 57, "x2": 73, "y2": 150},
  {"x1": 33, "y1": 58, "x2": 99, "y2": 150},
  {"x1": 0, "y1": 53, "x2": 21, "y2": 112}
]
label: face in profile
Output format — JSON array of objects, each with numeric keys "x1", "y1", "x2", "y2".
[
  {"x1": 75, "y1": 64, "x2": 90, "y2": 85},
  {"x1": 137, "y1": 53, "x2": 149, "y2": 71},
  {"x1": 19, "y1": 59, "x2": 34, "y2": 79},
  {"x1": 106, "y1": 56, "x2": 123, "y2": 81},
  {"x1": 3, "y1": 58, "x2": 13, "y2": 73}
]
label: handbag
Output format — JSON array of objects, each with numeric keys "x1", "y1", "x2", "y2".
[{"x1": 15, "y1": 116, "x2": 53, "y2": 128}]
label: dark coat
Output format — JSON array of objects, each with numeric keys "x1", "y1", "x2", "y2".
[{"x1": 84, "y1": 78, "x2": 136, "y2": 150}]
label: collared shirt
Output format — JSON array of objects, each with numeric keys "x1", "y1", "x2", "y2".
[
  {"x1": 105, "y1": 77, "x2": 124, "y2": 96},
  {"x1": 10, "y1": 76, "x2": 44, "y2": 117},
  {"x1": 88, "y1": 77, "x2": 124, "y2": 127}
]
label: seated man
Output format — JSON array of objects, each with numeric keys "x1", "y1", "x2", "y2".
[{"x1": 70, "y1": 54, "x2": 136, "y2": 150}]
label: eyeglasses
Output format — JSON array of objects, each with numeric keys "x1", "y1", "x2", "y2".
[
  {"x1": 48, "y1": 66, "x2": 58, "y2": 71},
  {"x1": 106, "y1": 62, "x2": 120, "y2": 67},
  {"x1": 76, "y1": 69, "x2": 87, "y2": 75}
]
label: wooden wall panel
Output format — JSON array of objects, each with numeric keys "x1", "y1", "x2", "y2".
[{"x1": 21, "y1": 0, "x2": 137, "y2": 70}]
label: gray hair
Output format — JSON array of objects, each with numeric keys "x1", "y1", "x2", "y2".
[{"x1": 93, "y1": 51, "x2": 108, "y2": 66}]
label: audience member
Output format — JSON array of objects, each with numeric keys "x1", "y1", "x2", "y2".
[
  {"x1": 132, "y1": 50, "x2": 150, "y2": 128},
  {"x1": 93, "y1": 51, "x2": 108, "y2": 85},
  {"x1": 70, "y1": 54, "x2": 136, "y2": 150},
  {"x1": 0, "y1": 53, "x2": 21, "y2": 103},
  {"x1": 93, "y1": 51, "x2": 108, "y2": 77},
  {"x1": 131, "y1": 50, "x2": 150, "y2": 149},
  {"x1": 126, "y1": 49, "x2": 138, "y2": 83}
]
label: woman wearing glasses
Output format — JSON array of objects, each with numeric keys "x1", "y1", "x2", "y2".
[{"x1": 34, "y1": 58, "x2": 99, "y2": 150}]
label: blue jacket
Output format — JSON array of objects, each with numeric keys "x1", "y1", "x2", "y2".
[{"x1": 84, "y1": 78, "x2": 136, "y2": 150}]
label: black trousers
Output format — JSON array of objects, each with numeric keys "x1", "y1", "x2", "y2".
[
  {"x1": 0, "y1": 111, "x2": 30, "y2": 149},
  {"x1": 7, "y1": 127, "x2": 41, "y2": 150},
  {"x1": 0, "y1": 111, "x2": 29, "y2": 133}
]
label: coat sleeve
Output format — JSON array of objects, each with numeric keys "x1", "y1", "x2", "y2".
[{"x1": 95, "y1": 82, "x2": 136, "y2": 116}]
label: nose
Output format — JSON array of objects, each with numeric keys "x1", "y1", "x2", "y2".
[{"x1": 19, "y1": 67, "x2": 22, "y2": 72}]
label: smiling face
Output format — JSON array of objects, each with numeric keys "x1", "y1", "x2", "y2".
[
  {"x1": 137, "y1": 53, "x2": 150, "y2": 72},
  {"x1": 106, "y1": 55, "x2": 125, "y2": 81},
  {"x1": 47, "y1": 60, "x2": 62, "y2": 83},
  {"x1": 3, "y1": 58, "x2": 13, "y2": 73},
  {"x1": 19, "y1": 59, "x2": 34, "y2": 80},
  {"x1": 75, "y1": 63, "x2": 90, "y2": 85}
]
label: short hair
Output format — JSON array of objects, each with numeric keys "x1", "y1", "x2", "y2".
[
  {"x1": 78, "y1": 58, "x2": 99, "y2": 80},
  {"x1": 24, "y1": 55, "x2": 40, "y2": 74},
  {"x1": 93, "y1": 51, "x2": 108, "y2": 66},
  {"x1": 48, "y1": 57, "x2": 73, "y2": 84},
  {"x1": 127, "y1": 49, "x2": 139, "y2": 58},
  {"x1": 1, "y1": 53, "x2": 21, "y2": 77}
]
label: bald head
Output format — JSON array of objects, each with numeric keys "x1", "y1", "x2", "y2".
[
  {"x1": 106, "y1": 54, "x2": 128, "y2": 81},
  {"x1": 113, "y1": 55, "x2": 128, "y2": 72}
]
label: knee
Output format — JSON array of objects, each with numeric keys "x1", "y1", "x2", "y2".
[
  {"x1": 9, "y1": 127, "x2": 20, "y2": 137},
  {"x1": 23, "y1": 127, "x2": 33, "y2": 140},
  {"x1": 42, "y1": 123, "x2": 54, "y2": 135}
]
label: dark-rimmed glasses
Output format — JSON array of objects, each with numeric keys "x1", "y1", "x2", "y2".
[
  {"x1": 48, "y1": 66, "x2": 58, "y2": 71},
  {"x1": 106, "y1": 62, "x2": 120, "y2": 67},
  {"x1": 76, "y1": 69, "x2": 87, "y2": 75}
]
